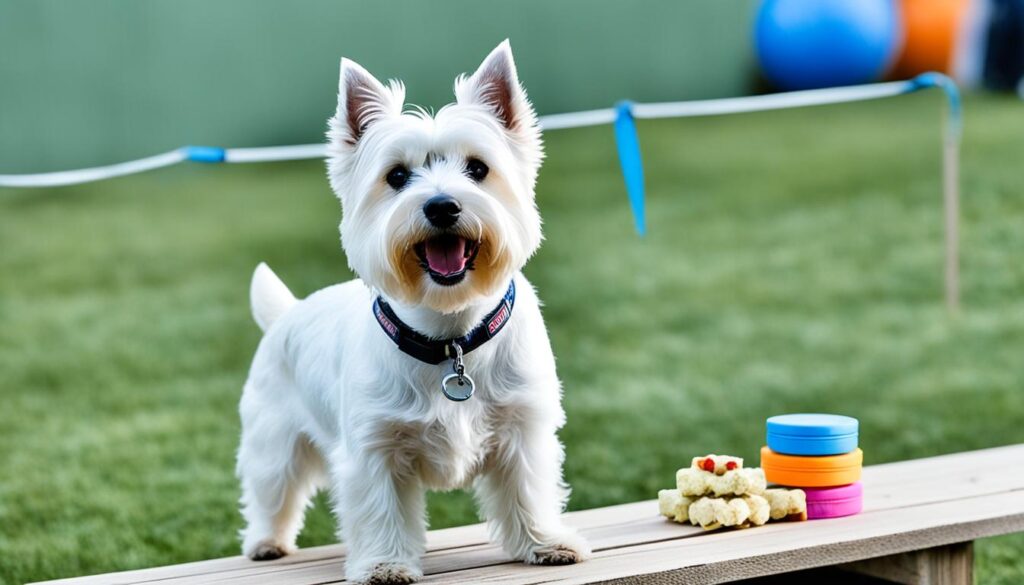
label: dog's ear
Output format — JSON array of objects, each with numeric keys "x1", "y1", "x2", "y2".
[
  {"x1": 455, "y1": 40, "x2": 537, "y2": 134},
  {"x1": 332, "y1": 58, "x2": 404, "y2": 147}
]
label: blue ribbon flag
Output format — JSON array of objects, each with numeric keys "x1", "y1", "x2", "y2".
[{"x1": 614, "y1": 101, "x2": 646, "y2": 236}]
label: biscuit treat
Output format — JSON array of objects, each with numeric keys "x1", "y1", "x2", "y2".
[
  {"x1": 691, "y1": 454, "x2": 744, "y2": 475},
  {"x1": 677, "y1": 467, "x2": 767, "y2": 497},
  {"x1": 661, "y1": 489, "x2": 805, "y2": 530},
  {"x1": 764, "y1": 488, "x2": 808, "y2": 521},
  {"x1": 747, "y1": 493, "x2": 771, "y2": 526},
  {"x1": 687, "y1": 494, "x2": 770, "y2": 530},
  {"x1": 659, "y1": 455, "x2": 807, "y2": 531},
  {"x1": 658, "y1": 489, "x2": 694, "y2": 523}
]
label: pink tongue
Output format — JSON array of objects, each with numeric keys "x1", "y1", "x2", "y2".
[{"x1": 424, "y1": 236, "x2": 468, "y2": 276}]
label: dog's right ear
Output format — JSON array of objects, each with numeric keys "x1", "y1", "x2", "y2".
[{"x1": 330, "y1": 58, "x2": 404, "y2": 147}]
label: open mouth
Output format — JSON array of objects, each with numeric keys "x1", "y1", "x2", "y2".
[{"x1": 414, "y1": 234, "x2": 481, "y2": 286}]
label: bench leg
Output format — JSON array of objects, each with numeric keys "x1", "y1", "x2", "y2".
[{"x1": 838, "y1": 541, "x2": 973, "y2": 585}]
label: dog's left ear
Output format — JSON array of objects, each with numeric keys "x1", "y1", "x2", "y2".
[{"x1": 455, "y1": 40, "x2": 538, "y2": 135}]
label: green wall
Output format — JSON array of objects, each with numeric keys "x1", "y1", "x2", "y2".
[{"x1": 0, "y1": 1, "x2": 756, "y2": 173}]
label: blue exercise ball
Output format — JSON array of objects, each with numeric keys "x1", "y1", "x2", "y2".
[{"x1": 756, "y1": 0, "x2": 902, "y2": 91}]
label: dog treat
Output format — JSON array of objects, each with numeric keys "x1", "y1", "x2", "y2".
[
  {"x1": 677, "y1": 466, "x2": 767, "y2": 497},
  {"x1": 747, "y1": 494, "x2": 771, "y2": 526},
  {"x1": 691, "y1": 454, "x2": 744, "y2": 475},
  {"x1": 660, "y1": 488, "x2": 806, "y2": 529},
  {"x1": 660, "y1": 455, "x2": 808, "y2": 531},
  {"x1": 764, "y1": 488, "x2": 808, "y2": 521},
  {"x1": 658, "y1": 489, "x2": 695, "y2": 523},
  {"x1": 687, "y1": 494, "x2": 770, "y2": 530},
  {"x1": 687, "y1": 496, "x2": 749, "y2": 529}
]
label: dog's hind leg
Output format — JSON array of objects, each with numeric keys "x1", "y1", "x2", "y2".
[{"x1": 237, "y1": 384, "x2": 327, "y2": 560}]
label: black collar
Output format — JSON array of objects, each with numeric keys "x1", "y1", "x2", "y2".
[{"x1": 373, "y1": 281, "x2": 516, "y2": 365}]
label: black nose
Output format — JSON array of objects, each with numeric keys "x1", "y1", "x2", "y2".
[{"x1": 423, "y1": 195, "x2": 461, "y2": 228}]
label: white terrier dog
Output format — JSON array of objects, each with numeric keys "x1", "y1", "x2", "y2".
[{"x1": 236, "y1": 40, "x2": 589, "y2": 584}]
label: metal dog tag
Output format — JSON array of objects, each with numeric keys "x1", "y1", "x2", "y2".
[
  {"x1": 441, "y1": 372, "x2": 475, "y2": 401},
  {"x1": 442, "y1": 341, "x2": 475, "y2": 401}
]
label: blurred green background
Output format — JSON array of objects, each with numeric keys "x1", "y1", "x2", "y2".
[
  {"x1": 0, "y1": 0, "x2": 755, "y2": 173},
  {"x1": 2, "y1": 2, "x2": 1024, "y2": 585}
]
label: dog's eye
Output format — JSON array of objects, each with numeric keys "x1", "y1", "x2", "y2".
[
  {"x1": 466, "y1": 158, "x2": 489, "y2": 182},
  {"x1": 385, "y1": 165, "x2": 411, "y2": 190}
]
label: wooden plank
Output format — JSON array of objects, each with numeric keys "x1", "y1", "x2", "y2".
[
  {"x1": 425, "y1": 491, "x2": 1024, "y2": 584},
  {"x1": 28, "y1": 501, "x2": 668, "y2": 585},
  {"x1": 30, "y1": 444, "x2": 1024, "y2": 585},
  {"x1": 139, "y1": 445, "x2": 1024, "y2": 585},
  {"x1": 59, "y1": 510, "x2": 687, "y2": 585},
  {"x1": 840, "y1": 542, "x2": 973, "y2": 585}
]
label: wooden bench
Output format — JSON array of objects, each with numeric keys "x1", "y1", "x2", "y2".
[{"x1": 34, "y1": 444, "x2": 1024, "y2": 585}]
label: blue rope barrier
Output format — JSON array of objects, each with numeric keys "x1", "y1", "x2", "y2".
[
  {"x1": 184, "y1": 146, "x2": 227, "y2": 163},
  {"x1": 0, "y1": 75, "x2": 962, "y2": 228},
  {"x1": 0, "y1": 73, "x2": 964, "y2": 310}
]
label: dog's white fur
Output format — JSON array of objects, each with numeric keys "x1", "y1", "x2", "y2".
[{"x1": 236, "y1": 41, "x2": 589, "y2": 584}]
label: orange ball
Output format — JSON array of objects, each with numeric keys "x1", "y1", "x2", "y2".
[{"x1": 891, "y1": 0, "x2": 970, "y2": 78}]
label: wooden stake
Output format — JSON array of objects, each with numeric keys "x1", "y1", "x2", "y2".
[{"x1": 944, "y1": 129, "x2": 961, "y2": 315}]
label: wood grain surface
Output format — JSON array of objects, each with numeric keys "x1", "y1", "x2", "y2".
[{"x1": 31, "y1": 444, "x2": 1024, "y2": 585}]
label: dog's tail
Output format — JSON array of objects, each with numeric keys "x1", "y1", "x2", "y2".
[{"x1": 250, "y1": 263, "x2": 297, "y2": 332}]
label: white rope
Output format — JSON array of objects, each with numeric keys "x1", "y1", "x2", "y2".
[
  {"x1": 633, "y1": 81, "x2": 910, "y2": 119},
  {"x1": 224, "y1": 144, "x2": 328, "y2": 163},
  {"x1": 0, "y1": 79, "x2": 927, "y2": 189},
  {"x1": 538, "y1": 108, "x2": 617, "y2": 130},
  {"x1": 0, "y1": 149, "x2": 186, "y2": 188},
  {"x1": 536, "y1": 81, "x2": 913, "y2": 129}
]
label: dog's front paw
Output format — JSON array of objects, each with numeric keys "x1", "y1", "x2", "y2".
[
  {"x1": 525, "y1": 534, "x2": 591, "y2": 566},
  {"x1": 245, "y1": 538, "x2": 295, "y2": 561},
  {"x1": 349, "y1": 561, "x2": 422, "y2": 585}
]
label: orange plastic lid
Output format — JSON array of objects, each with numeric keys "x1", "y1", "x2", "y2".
[{"x1": 761, "y1": 446, "x2": 863, "y2": 488}]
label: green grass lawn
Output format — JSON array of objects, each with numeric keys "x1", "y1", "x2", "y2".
[{"x1": 1, "y1": 92, "x2": 1022, "y2": 585}]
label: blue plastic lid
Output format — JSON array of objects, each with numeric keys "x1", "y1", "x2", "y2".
[
  {"x1": 768, "y1": 414, "x2": 858, "y2": 437},
  {"x1": 766, "y1": 413, "x2": 859, "y2": 456}
]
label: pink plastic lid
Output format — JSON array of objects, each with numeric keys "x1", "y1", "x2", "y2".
[{"x1": 804, "y1": 481, "x2": 863, "y2": 519}]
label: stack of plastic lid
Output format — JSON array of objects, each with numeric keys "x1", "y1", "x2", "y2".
[{"x1": 761, "y1": 414, "x2": 863, "y2": 519}]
